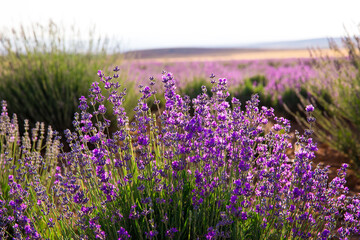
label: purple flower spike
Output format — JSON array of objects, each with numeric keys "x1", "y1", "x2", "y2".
[
  {"x1": 118, "y1": 227, "x2": 130, "y2": 240},
  {"x1": 305, "y1": 104, "x2": 314, "y2": 112},
  {"x1": 97, "y1": 70, "x2": 104, "y2": 78},
  {"x1": 8, "y1": 175, "x2": 14, "y2": 182}
]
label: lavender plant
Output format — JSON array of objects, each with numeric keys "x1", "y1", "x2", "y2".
[
  {"x1": 229, "y1": 75, "x2": 273, "y2": 109},
  {"x1": 0, "y1": 20, "x2": 122, "y2": 133},
  {"x1": 287, "y1": 34, "x2": 360, "y2": 173},
  {"x1": 0, "y1": 69, "x2": 359, "y2": 239}
]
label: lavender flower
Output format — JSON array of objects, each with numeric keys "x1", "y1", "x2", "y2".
[
  {"x1": 0, "y1": 69, "x2": 359, "y2": 240},
  {"x1": 305, "y1": 104, "x2": 315, "y2": 112}
]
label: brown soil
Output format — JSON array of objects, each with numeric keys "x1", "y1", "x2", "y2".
[
  {"x1": 127, "y1": 48, "x2": 347, "y2": 62},
  {"x1": 315, "y1": 142, "x2": 360, "y2": 194},
  {"x1": 287, "y1": 122, "x2": 360, "y2": 195},
  {"x1": 273, "y1": 119, "x2": 360, "y2": 195}
]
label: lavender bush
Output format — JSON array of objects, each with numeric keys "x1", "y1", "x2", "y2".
[
  {"x1": 0, "y1": 69, "x2": 359, "y2": 239},
  {"x1": 0, "y1": 21, "x2": 122, "y2": 133},
  {"x1": 287, "y1": 35, "x2": 360, "y2": 173}
]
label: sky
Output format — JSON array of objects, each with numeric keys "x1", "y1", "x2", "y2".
[{"x1": 1, "y1": 0, "x2": 360, "y2": 51}]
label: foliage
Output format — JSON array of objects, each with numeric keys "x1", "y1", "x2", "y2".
[
  {"x1": 229, "y1": 75, "x2": 273, "y2": 108},
  {"x1": 179, "y1": 77, "x2": 213, "y2": 115},
  {"x1": 280, "y1": 87, "x2": 307, "y2": 111},
  {"x1": 288, "y1": 34, "x2": 360, "y2": 173},
  {"x1": 180, "y1": 77, "x2": 213, "y2": 99},
  {"x1": 0, "y1": 70, "x2": 359, "y2": 239}
]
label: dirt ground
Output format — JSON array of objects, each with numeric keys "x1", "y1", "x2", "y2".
[
  {"x1": 315, "y1": 143, "x2": 360, "y2": 194},
  {"x1": 130, "y1": 48, "x2": 346, "y2": 62},
  {"x1": 287, "y1": 123, "x2": 360, "y2": 195}
]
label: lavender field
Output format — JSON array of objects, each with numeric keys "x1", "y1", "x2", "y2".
[
  {"x1": 1, "y1": 23, "x2": 360, "y2": 239},
  {"x1": 120, "y1": 58, "x2": 316, "y2": 94}
]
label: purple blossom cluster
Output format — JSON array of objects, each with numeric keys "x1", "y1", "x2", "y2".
[
  {"x1": 0, "y1": 68, "x2": 359, "y2": 239},
  {"x1": 1, "y1": 176, "x2": 40, "y2": 239}
]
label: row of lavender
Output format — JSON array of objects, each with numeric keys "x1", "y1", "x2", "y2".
[
  {"x1": 0, "y1": 67, "x2": 359, "y2": 239},
  {"x1": 119, "y1": 58, "x2": 317, "y2": 94}
]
